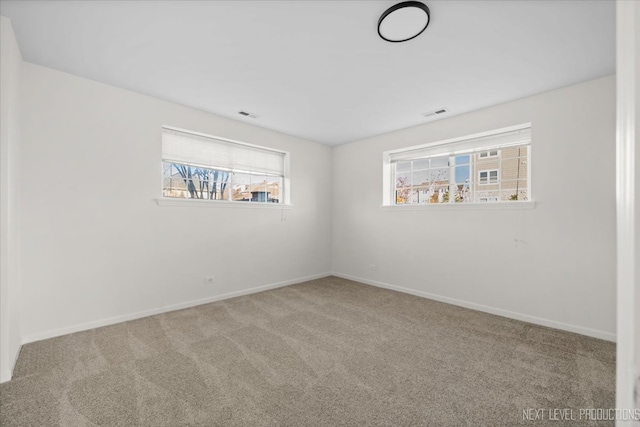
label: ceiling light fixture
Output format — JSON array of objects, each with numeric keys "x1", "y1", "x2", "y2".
[{"x1": 378, "y1": 1, "x2": 431, "y2": 43}]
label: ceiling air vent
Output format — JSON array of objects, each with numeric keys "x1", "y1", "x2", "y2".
[
  {"x1": 238, "y1": 110, "x2": 259, "y2": 119},
  {"x1": 422, "y1": 108, "x2": 448, "y2": 118}
]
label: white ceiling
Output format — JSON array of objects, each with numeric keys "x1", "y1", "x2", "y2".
[{"x1": 0, "y1": 0, "x2": 615, "y2": 146}]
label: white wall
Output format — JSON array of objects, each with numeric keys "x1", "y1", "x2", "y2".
[
  {"x1": 8, "y1": 36, "x2": 618, "y2": 363},
  {"x1": 615, "y1": 0, "x2": 640, "y2": 417},
  {"x1": 19, "y1": 62, "x2": 332, "y2": 342},
  {"x1": 635, "y1": 3, "x2": 640, "y2": 412},
  {"x1": 0, "y1": 16, "x2": 23, "y2": 382},
  {"x1": 332, "y1": 75, "x2": 617, "y2": 341}
]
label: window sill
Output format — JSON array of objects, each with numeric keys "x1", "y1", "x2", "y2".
[
  {"x1": 154, "y1": 198, "x2": 293, "y2": 209},
  {"x1": 380, "y1": 201, "x2": 536, "y2": 211}
]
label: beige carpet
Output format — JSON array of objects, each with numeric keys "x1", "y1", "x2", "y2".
[{"x1": 0, "y1": 276, "x2": 615, "y2": 426}]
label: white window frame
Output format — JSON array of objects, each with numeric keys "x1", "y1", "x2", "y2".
[
  {"x1": 478, "y1": 169, "x2": 499, "y2": 185},
  {"x1": 156, "y1": 126, "x2": 291, "y2": 208},
  {"x1": 382, "y1": 123, "x2": 534, "y2": 210}
]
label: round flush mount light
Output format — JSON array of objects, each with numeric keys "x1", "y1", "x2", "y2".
[{"x1": 378, "y1": 1, "x2": 431, "y2": 43}]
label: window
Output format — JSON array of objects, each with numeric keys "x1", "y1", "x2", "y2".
[
  {"x1": 161, "y1": 127, "x2": 289, "y2": 204},
  {"x1": 383, "y1": 125, "x2": 531, "y2": 205},
  {"x1": 479, "y1": 169, "x2": 499, "y2": 185},
  {"x1": 479, "y1": 149, "x2": 499, "y2": 158}
]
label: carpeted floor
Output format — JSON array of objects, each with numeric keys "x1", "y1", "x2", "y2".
[{"x1": 0, "y1": 276, "x2": 615, "y2": 426}]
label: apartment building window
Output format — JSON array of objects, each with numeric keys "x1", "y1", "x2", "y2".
[
  {"x1": 479, "y1": 169, "x2": 499, "y2": 185},
  {"x1": 383, "y1": 125, "x2": 531, "y2": 205},
  {"x1": 479, "y1": 149, "x2": 499, "y2": 158},
  {"x1": 161, "y1": 127, "x2": 289, "y2": 204}
]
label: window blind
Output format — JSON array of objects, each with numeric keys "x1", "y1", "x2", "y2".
[
  {"x1": 388, "y1": 127, "x2": 531, "y2": 163},
  {"x1": 162, "y1": 127, "x2": 285, "y2": 176}
]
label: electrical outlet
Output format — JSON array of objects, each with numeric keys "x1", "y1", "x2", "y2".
[{"x1": 204, "y1": 276, "x2": 215, "y2": 285}]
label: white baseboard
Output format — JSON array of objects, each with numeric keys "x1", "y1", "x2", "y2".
[
  {"x1": 21, "y1": 272, "x2": 332, "y2": 346},
  {"x1": 0, "y1": 343, "x2": 22, "y2": 383},
  {"x1": 331, "y1": 272, "x2": 616, "y2": 342}
]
